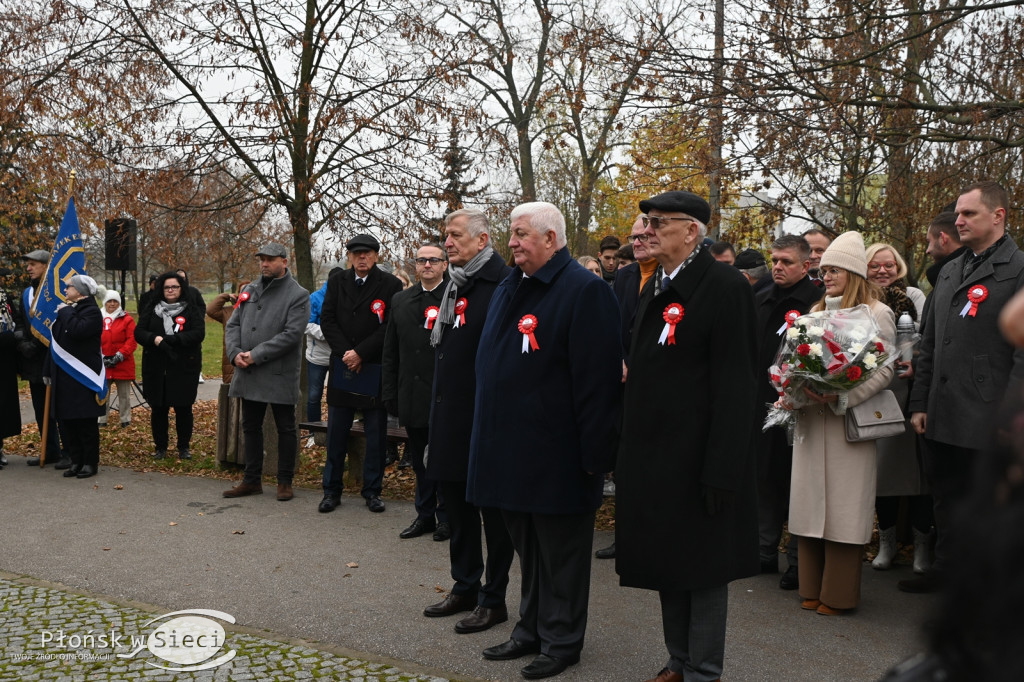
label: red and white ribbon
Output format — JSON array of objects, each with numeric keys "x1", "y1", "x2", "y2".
[
  {"x1": 233, "y1": 291, "x2": 250, "y2": 310},
  {"x1": 776, "y1": 309, "x2": 800, "y2": 335},
  {"x1": 173, "y1": 316, "x2": 185, "y2": 333},
  {"x1": 454, "y1": 297, "x2": 467, "y2": 328},
  {"x1": 658, "y1": 303, "x2": 684, "y2": 345},
  {"x1": 371, "y1": 299, "x2": 386, "y2": 324},
  {"x1": 518, "y1": 314, "x2": 539, "y2": 353},
  {"x1": 424, "y1": 306, "x2": 439, "y2": 329},
  {"x1": 103, "y1": 317, "x2": 113, "y2": 331},
  {"x1": 960, "y1": 285, "x2": 988, "y2": 318}
]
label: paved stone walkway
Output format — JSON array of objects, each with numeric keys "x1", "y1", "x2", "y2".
[{"x1": 0, "y1": 578, "x2": 449, "y2": 681}]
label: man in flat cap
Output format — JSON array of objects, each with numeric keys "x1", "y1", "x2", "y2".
[
  {"x1": 616, "y1": 190, "x2": 759, "y2": 682},
  {"x1": 16, "y1": 249, "x2": 68, "y2": 467},
  {"x1": 734, "y1": 248, "x2": 772, "y2": 294},
  {"x1": 223, "y1": 243, "x2": 310, "y2": 501},
  {"x1": 319, "y1": 233, "x2": 403, "y2": 513}
]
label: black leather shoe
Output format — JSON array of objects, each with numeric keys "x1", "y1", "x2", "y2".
[
  {"x1": 76, "y1": 464, "x2": 97, "y2": 478},
  {"x1": 594, "y1": 542, "x2": 616, "y2": 559},
  {"x1": 521, "y1": 653, "x2": 578, "y2": 679},
  {"x1": 63, "y1": 464, "x2": 83, "y2": 477},
  {"x1": 482, "y1": 638, "x2": 541, "y2": 661},
  {"x1": 27, "y1": 457, "x2": 41, "y2": 466},
  {"x1": 54, "y1": 456, "x2": 73, "y2": 470},
  {"x1": 424, "y1": 592, "x2": 476, "y2": 618},
  {"x1": 399, "y1": 518, "x2": 436, "y2": 539},
  {"x1": 779, "y1": 565, "x2": 799, "y2": 590},
  {"x1": 760, "y1": 558, "x2": 779, "y2": 574},
  {"x1": 898, "y1": 571, "x2": 942, "y2": 594},
  {"x1": 433, "y1": 522, "x2": 451, "y2": 541},
  {"x1": 455, "y1": 605, "x2": 508, "y2": 634},
  {"x1": 318, "y1": 495, "x2": 341, "y2": 513},
  {"x1": 366, "y1": 495, "x2": 385, "y2": 513}
]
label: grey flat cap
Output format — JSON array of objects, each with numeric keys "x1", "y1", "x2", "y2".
[
  {"x1": 21, "y1": 249, "x2": 50, "y2": 263},
  {"x1": 345, "y1": 234, "x2": 380, "y2": 252},
  {"x1": 256, "y1": 243, "x2": 288, "y2": 258}
]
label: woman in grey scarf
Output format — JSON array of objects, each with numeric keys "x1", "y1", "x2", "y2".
[{"x1": 134, "y1": 272, "x2": 206, "y2": 460}]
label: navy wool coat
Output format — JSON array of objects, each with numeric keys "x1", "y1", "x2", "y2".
[
  {"x1": 135, "y1": 301, "x2": 206, "y2": 408},
  {"x1": 48, "y1": 295, "x2": 105, "y2": 420},
  {"x1": 615, "y1": 248, "x2": 760, "y2": 591},
  {"x1": 321, "y1": 265, "x2": 403, "y2": 409},
  {"x1": 382, "y1": 277, "x2": 448, "y2": 429},
  {"x1": 466, "y1": 247, "x2": 622, "y2": 515},
  {"x1": 427, "y1": 252, "x2": 510, "y2": 482}
]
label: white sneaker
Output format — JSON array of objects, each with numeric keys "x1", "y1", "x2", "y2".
[
  {"x1": 603, "y1": 481, "x2": 616, "y2": 496},
  {"x1": 198, "y1": 373, "x2": 205, "y2": 384}
]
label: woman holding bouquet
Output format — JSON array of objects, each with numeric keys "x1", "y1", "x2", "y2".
[
  {"x1": 864, "y1": 243, "x2": 933, "y2": 575},
  {"x1": 786, "y1": 231, "x2": 896, "y2": 615}
]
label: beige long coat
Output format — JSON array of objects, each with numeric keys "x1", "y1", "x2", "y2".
[{"x1": 788, "y1": 299, "x2": 896, "y2": 545}]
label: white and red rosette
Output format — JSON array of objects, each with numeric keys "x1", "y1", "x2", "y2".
[
  {"x1": 103, "y1": 317, "x2": 113, "y2": 331},
  {"x1": 424, "y1": 305, "x2": 440, "y2": 329},
  {"x1": 371, "y1": 299, "x2": 386, "y2": 323},
  {"x1": 518, "y1": 314, "x2": 539, "y2": 353},
  {"x1": 658, "y1": 303, "x2": 684, "y2": 345},
  {"x1": 233, "y1": 291, "x2": 250, "y2": 310},
  {"x1": 454, "y1": 297, "x2": 468, "y2": 328},
  {"x1": 776, "y1": 309, "x2": 801, "y2": 335},
  {"x1": 960, "y1": 284, "x2": 989, "y2": 318},
  {"x1": 173, "y1": 316, "x2": 186, "y2": 333}
]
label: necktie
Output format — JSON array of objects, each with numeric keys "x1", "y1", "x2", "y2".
[
  {"x1": 662, "y1": 275, "x2": 671, "y2": 291},
  {"x1": 356, "y1": 278, "x2": 364, "y2": 287}
]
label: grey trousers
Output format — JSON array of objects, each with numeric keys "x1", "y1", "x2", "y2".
[{"x1": 660, "y1": 584, "x2": 729, "y2": 682}]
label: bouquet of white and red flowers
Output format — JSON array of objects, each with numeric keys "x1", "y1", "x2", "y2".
[{"x1": 763, "y1": 304, "x2": 897, "y2": 431}]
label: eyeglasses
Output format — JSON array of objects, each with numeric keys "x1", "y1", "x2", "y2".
[
  {"x1": 867, "y1": 261, "x2": 897, "y2": 272},
  {"x1": 641, "y1": 215, "x2": 694, "y2": 230},
  {"x1": 820, "y1": 267, "x2": 846, "y2": 278},
  {"x1": 630, "y1": 234, "x2": 650, "y2": 242},
  {"x1": 163, "y1": 285, "x2": 181, "y2": 290},
  {"x1": 414, "y1": 257, "x2": 445, "y2": 265}
]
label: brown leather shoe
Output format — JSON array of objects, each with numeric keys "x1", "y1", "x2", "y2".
[
  {"x1": 423, "y1": 591, "x2": 476, "y2": 618},
  {"x1": 454, "y1": 604, "x2": 508, "y2": 634},
  {"x1": 223, "y1": 482, "x2": 263, "y2": 498},
  {"x1": 645, "y1": 668, "x2": 685, "y2": 682},
  {"x1": 276, "y1": 483, "x2": 293, "y2": 501}
]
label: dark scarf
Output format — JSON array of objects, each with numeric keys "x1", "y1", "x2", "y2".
[{"x1": 880, "y1": 279, "x2": 917, "y2": 322}]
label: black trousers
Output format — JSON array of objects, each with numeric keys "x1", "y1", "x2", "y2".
[
  {"x1": 405, "y1": 427, "x2": 444, "y2": 522},
  {"x1": 503, "y1": 509, "x2": 595, "y2": 660},
  {"x1": 62, "y1": 417, "x2": 99, "y2": 468},
  {"x1": 241, "y1": 399, "x2": 297, "y2": 484},
  {"x1": 438, "y1": 479, "x2": 514, "y2": 609},
  {"x1": 150, "y1": 404, "x2": 194, "y2": 451},
  {"x1": 922, "y1": 438, "x2": 975, "y2": 572}
]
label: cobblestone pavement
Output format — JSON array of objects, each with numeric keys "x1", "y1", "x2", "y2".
[{"x1": 0, "y1": 578, "x2": 450, "y2": 681}]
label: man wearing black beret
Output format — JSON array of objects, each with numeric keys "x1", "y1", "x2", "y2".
[
  {"x1": 615, "y1": 190, "x2": 759, "y2": 682},
  {"x1": 319, "y1": 233, "x2": 403, "y2": 514},
  {"x1": 734, "y1": 248, "x2": 773, "y2": 294}
]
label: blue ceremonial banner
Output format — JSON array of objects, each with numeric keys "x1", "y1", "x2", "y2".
[
  {"x1": 29, "y1": 197, "x2": 107, "y2": 400},
  {"x1": 29, "y1": 197, "x2": 85, "y2": 346}
]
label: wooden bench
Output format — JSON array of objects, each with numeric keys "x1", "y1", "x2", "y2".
[{"x1": 298, "y1": 420, "x2": 409, "y2": 488}]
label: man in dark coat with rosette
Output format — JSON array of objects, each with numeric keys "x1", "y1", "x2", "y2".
[
  {"x1": 616, "y1": 191, "x2": 759, "y2": 682},
  {"x1": 467, "y1": 201, "x2": 621, "y2": 680}
]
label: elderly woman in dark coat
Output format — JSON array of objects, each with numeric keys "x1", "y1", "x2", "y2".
[
  {"x1": 47, "y1": 275, "x2": 105, "y2": 478},
  {"x1": 135, "y1": 272, "x2": 205, "y2": 460}
]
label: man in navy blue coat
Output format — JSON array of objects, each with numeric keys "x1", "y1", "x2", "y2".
[{"x1": 467, "y1": 202, "x2": 622, "y2": 680}]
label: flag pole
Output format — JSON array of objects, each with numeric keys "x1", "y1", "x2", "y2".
[{"x1": 39, "y1": 170, "x2": 76, "y2": 467}]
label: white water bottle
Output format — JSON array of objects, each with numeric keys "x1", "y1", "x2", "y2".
[{"x1": 896, "y1": 312, "x2": 915, "y2": 362}]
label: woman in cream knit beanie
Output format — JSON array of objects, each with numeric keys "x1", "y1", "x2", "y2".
[{"x1": 819, "y1": 231, "x2": 868, "y2": 279}]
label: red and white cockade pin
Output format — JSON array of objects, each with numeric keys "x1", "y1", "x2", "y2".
[
  {"x1": 103, "y1": 317, "x2": 113, "y2": 331},
  {"x1": 454, "y1": 297, "x2": 468, "y2": 328},
  {"x1": 424, "y1": 306, "x2": 440, "y2": 330},
  {"x1": 777, "y1": 309, "x2": 800, "y2": 335},
  {"x1": 173, "y1": 316, "x2": 186, "y2": 333},
  {"x1": 518, "y1": 314, "x2": 539, "y2": 353},
  {"x1": 659, "y1": 303, "x2": 684, "y2": 345},
  {"x1": 371, "y1": 299, "x2": 386, "y2": 323},
  {"x1": 233, "y1": 291, "x2": 250, "y2": 310},
  {"x1": 960, "y1": 285, "x2": 988, "y2": 318}
]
